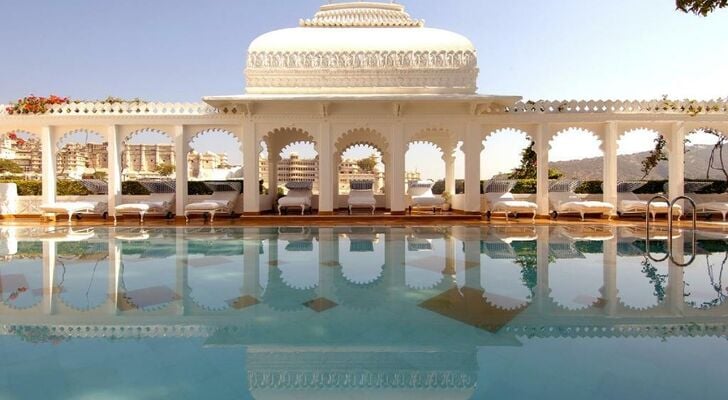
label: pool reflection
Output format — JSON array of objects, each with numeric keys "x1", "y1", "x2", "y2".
[{"x1": 1, "y1": 225, "x2": 728, "y2": 398}]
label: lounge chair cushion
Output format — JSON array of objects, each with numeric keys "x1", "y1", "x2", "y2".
[
  {"x1": 348, "y1": 190, "x2": 376, "y2": 206},
  {"x1": 40, "y1": 202, "x2": 102, "y2": 214},
  {"x1": 697, "y1": 202, "x2": 728, "y2": 212}
]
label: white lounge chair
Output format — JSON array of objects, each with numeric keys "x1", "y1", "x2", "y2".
[
  {"x1": 407, "y1": 180, "x2": 445, "y2": 214},
  {"x1": 184, "y1": 190, "x2": 239, "y2": 223},
  {"x1": 549, "y1": 180, "x2": 614, "y2": 221},
  {"x1": 616, "y1": 182, "x2": 682, "y2": 221},
  {"x1": 40, "y1": 201, "x2": 108, "y2": 223},
  {"x1": 278, "y1": 181, "x2": 313, "y2": 215},
  {"x1": 484, "y1": 179, "x2": 537, "y2": 221},
  {"x1": 696, "y1": 200, "x2": 728, "y2": 221},
  {"x1": 347, "y1": 180, "x2": 376, "y2": 215},
  {"x1": 113, "y1": 193, "x2": 175, "y2": 224}
]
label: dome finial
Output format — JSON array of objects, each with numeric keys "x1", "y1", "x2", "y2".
[{"x1": 301, "y1": 1, "x2": 423, "y2": 28}]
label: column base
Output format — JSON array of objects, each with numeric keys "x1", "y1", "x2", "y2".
[
  {"x1": 390, "y1": 210, "x2": 406, "y2": 216},
  {"x1": 243, "y1": 212, "x2": 263, "y2": 216},
  {"x1": 317, "y1": 211, "x2": 335, "y2": 216}
]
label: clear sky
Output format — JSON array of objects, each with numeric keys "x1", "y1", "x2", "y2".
[{"x1": 2, "y1": 0, "x2": 727, "y2": 179}]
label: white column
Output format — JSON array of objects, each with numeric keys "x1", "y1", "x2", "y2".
[
  {"x1": 41, "y1": 126, "x2": 57, "y2": 205},
  {"x1": 602, "y1": 122, "x2": 618, "y2": 213},
  {"x1": 243, "y1": 229, "x2": 262, "y2": 299},
  {"x1": 318, "y1": 122, "x2": 334, "y2": 214},
  {"x1": 175, "y1": 231, "x2": 188, "y2": 315},
  {"x1": 444, "y1": 152, "x2": 456, "y2": 195},
  {"x1": 42, "y1": 241, "x2": 56, "y2": 315},
  {"x1": 173, "y1": 125, "x2": 188, "y2": 217},
  {"x1": 536, "y1": 226, "x2": 550, "y2": 314},
  {"x1": 317, "y1": 228, "x2": 337, "y2": 300},
  {"x1": 389, "y1": 123, "x2": 406, "y2": 214},
  {"x1": 602, "y1": 235, "x2": 618, "y2": 316},
  {"x1": 535, "y1": 124, "x2": 550, "y2": 216},
  {"x1": 463, "y1": 231, "x2": 481, "y2": 290},
  {"x1": 668, "y1": 122, "x2": 685, "y2": 201},
  {"x1": 107, "y1": 125, "x2": 122, "y2": 212},
  {"x1": 463, "y1": 123, "x2": 481, "y2": 213},
  {"x1": 243, "y1": 120, "x2": 261, "y2": 214},
  {"x1": 108, "y1": 230, "x2": 121, "y2": 315}
]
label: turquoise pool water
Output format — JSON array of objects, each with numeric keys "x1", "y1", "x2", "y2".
[{"x1": 0, "y1": 225, "x2": 727, "y2": 399}]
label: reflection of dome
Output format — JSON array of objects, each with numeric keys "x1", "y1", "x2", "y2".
[
  {"x1": 246, "y1": 2, "x2": 478, "y2": 95},
  {"x1": 247, "y1": 350, "x2": 477, "y2": 400}
]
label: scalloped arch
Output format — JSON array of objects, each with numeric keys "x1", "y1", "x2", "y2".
[
  {"x1": 122, "y1": 128, "x2": 173, "y2": 146},
  {"x1": 187, "y1": 128, "x2": 244, "y2": 162},
  {"x1": 483, "y1": 127, "x2": 534, "y2": 143},
  {"x1": 334, "y1": 128, "x2": 389, "y2": 160},
  {"x1": 263, "y1": 127, "x2": 317, "y2": 156},
  {"x1": 548, "y1": 127, "x2": 603, "y2": 152},
  {"x1": 56, "y1": 129, "x2": 105, "y2": 148},
  {"x1": 618, "y1": 126, "x2": 664, "y2": 141}
]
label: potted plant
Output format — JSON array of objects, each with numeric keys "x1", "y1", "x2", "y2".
[{"x1": 441, "y1": 191, "x2": 452, "y2": 211}]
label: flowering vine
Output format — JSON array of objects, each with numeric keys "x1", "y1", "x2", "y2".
[{"x1": 5, "y1": 95, "x2": 70, "y2": 115}]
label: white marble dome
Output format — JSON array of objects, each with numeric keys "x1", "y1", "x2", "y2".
[{"x1": 245, "y1": 2, "x2": 479, "y2": 95}]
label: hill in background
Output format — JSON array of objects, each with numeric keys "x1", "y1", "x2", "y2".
[{"x1": 544, "y1": 144, "x2": 721, "y2": 181}]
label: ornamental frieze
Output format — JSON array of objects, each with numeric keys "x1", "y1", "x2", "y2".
[{"x1": 247, "y1": 50, "x2": 477, "y2": 70}]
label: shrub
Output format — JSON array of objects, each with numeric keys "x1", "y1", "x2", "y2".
[
  {"x1": 0, "y1": 179, "x2": 42, "y2": 195},
  {"x1": 511, "y1": 179, "x2": 536, "y2": 194},
  {"x1": 56, "y1": 180, "x2": 90, "y2": 196},
  {"x1": 122, "y1": 181, "x2": 151, "y2": 195},
  {"x1": 575, "y1": 181, "x2": 603, "y2": 194}
]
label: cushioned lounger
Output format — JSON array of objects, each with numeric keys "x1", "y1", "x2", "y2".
[
  {"x1": 40, "y1": 201, "x2": 108, "y2": 223},
  {"x1": 278, "y1": 181, "x2": 313, "y2": 215},
  {"x1": 114, "y1": 193, "x2": 175, "y2": 224},
  {"x1": 695, "y1": 201, "x2": 728, "y2": 221},
  {"x1": 549, "y1": 181, "x2": 614, "y2": 221},
  {"x1": 484, "y1": 180, "x2": 537, "y2": 221},
  {"x1": 407, "y1": 180, "x2": 444, "y2": 214},
  {"x1": 347, "y1": 180, "x2": 376, "y2": 215},
  {"x1": 185, "y1": 191, "x2": 239, "y2": 222}
]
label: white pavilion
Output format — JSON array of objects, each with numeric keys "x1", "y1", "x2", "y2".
[{"x1": 1, "y1": 1, "x2": 727, "y2": 217}]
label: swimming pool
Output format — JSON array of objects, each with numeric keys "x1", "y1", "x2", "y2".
[{"x1": 0, "y1": 224, "x2": 727, "y2": 399}]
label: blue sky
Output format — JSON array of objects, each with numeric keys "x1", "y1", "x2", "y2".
[{"x1": 2, "y1": 0, "x2": 727, "y2": 178}]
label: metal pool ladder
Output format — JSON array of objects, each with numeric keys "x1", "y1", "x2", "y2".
[{"x1": 645, "y1": 195, "x2": 697, "y2": 266}]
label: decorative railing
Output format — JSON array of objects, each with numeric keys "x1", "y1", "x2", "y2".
[
  {"x1": 0, "y1": 102, "x2": 237, "y2": 116},
  {"x1": 2, "y1": 99, "x2": 727, "y2": 116},
  {"x1": 505, "y1": 99, "x2": 728, "y2": 114}
]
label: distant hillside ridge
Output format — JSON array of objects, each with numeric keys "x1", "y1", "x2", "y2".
[{"x1": 541, "y1": 144, "x2": 721, "y2": 181}]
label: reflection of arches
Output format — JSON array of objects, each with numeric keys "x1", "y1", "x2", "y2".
[
  {"x1": 548, "y1": 255, "x2": 604, "y2": 310},
  {"x1": 616, "y1": 255, "x2": 665, "y2": 310},
  {"x1": 0, "y1": 258, "x2": 43, "y2": 310},
  {"x1": 406, "y1": 140, "x2": 445, "y2": 182},
  {"x1": 54, "y1": 241, "x2": 109, "y2": 311},
  {"x1": 187, "y1": 255, "x2": 244, "y2": 312}
]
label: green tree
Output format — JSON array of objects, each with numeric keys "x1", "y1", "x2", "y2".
[
  {"x1": 154, "y1": 163, "x2": 176, "y2": 177},
  {"x1": 677, "y1": 0, "x2": 728, "y2": 15},
  {"x1": 0, "y1": 159, "x2": 23, "y2": 174},
  {"x1": 508, "y1": 140, "x2": 563, "y2": 180},
  {"x1": 91, "y1": 171, "x2": 107, "y2": 180},
  {"x1": 356, "y1": 155, "x2": 377, "y2": 173}
]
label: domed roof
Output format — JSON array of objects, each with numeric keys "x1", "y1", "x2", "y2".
[{"x1": 245, "y1": 2, "x2": 479, "y2": 95}]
